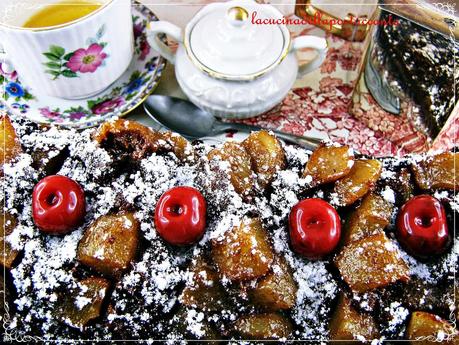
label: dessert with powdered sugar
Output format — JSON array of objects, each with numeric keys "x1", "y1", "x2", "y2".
[
  {"x1": 1, "y1": 115, "x2": 458, "y2": 342},
  {"x1": 377, "y1": 12, "x2": 458, "y2": 137}
]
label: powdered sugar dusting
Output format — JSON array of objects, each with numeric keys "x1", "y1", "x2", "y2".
[{"x1": 3, "y1": 117, "x2": 457, "y2": 341}]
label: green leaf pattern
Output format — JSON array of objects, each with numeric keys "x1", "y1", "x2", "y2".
[{"x1": 42, "y1": 25, "x2": 108, "y2": 80}]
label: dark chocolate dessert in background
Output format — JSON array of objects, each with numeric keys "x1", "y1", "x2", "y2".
[{"x1": 377, "y1": 12, "x2": 458, "y2": 137}]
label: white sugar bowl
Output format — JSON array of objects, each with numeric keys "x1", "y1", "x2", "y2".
[{"x1": 147, "y1": 0, "x2": 327, "y2": 119}]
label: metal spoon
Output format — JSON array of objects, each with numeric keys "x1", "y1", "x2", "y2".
[{"x1": 143, "y1": 95, "x2": 322, "y2": 150}]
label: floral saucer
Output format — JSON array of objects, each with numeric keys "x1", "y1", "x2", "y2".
[{"x1": 0, "y1": 2, "x2": 166, "y2": 129}]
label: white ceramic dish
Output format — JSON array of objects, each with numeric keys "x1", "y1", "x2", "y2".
[{"x1": 147, "y1": 0, "x2": 327, "y2": 119}]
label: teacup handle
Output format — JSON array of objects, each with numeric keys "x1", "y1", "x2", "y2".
[
  {"x1": 291, "y1": 35, "x2": 328, "y2": 78},
  {"x1": 147, "y1": 21, "x2": 183, "y2": 64},
  {"x1": 0, "y1": 44, "x2": 14, "y2": 74}
]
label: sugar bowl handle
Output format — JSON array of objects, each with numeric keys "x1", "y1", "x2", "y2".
[
  {"x1": 291, "y1": 36, "x2": 328, "y2": 78},
  {"x1": 147, "y1": 21, "x2": 183, "y2": 64}
]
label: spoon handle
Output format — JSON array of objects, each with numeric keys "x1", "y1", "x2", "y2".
[{"x1": 216, "y1": 122, "x2": 321, "y2": 150}]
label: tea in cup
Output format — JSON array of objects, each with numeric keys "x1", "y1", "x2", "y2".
[
  {"x1": 23, "y1": 0, "x2": 103, "y2": 28},
  {"x1": 0, "y1": 0, "x2": 133, "y2": 99}
]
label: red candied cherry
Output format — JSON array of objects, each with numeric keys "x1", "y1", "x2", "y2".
[
  {"x1": 397, "y1": 195, "x2": 449, "y2": 258},
  {"x1": 154, "y1": 186, "x2": 207, "y2": 245},
  {"x1": 289, "y1": 198, "x2": 341, "y2": 260},
  {"x1": 32, "y1": 175, "x2": 86, "y2": 234}
]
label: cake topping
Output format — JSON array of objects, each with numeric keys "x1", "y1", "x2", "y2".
[
  {"x1": 211, "y1": 217, "x2": 274, "y2": 282},
  {"x1": 154, "y1": 186, "x2": 207, "y2": 245},
  {"x1": 32, "y1": 175, "x2": 86, "y2": 234},
  {"x1": 289, "y1": 198, "x2": 341, "y2": 260},
  {"x1": 2, "y1": 115, "x2": 457, "y2": 342},
  {"x1": 302, "y1": 144, "x2": 354, "y2": 186},
  {"x1": 77, "y1": 212, "x2": 140, "y2": 277},
  {"x1": 396, "y1": 195, "x2": 449, "y2": 258},
  {"x1": 333, "y1": 159, "x2": 382, "y2": 206},
  {"x1": 335, "y1": 233, "x2": 410, "y2": 293},
  {"x1": 0, "y1": 115, "x2": 22, "y2": 165}
]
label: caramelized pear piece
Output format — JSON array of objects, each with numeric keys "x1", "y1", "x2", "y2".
[
  {"x1": 334, "y1": 159, "x2": 382, "y2": 206},
  {"x1": 412, "y1": 152, "x2": 458, "y2": 191},
  {"x1": 329, "y1": 293, "x2": 379, "y2": 342},
  {"x1": 406, "y1": 311, "x2": 457, "y2": 344},
  {"x1": 208, "y1": 142, "x2": 253, "y2": 197},
  {"x1": 181, "y1": 257, "x2": 227, "y2": 312},
  {"x1": 335, "y1": 233, "x2": 409, "y2": 293},
  {"x1": 77, "y1": 212, "x2": 139, "y2": 277},
  {"x1": 93, "y1": 119, "x2": 193, "y2": 162},
  {"x1": 57, "y1": 277, "x2": 110, "y2": 329},
  {"x1": 161, "y1": 131, "x2": 194, "y2": 162},
  {"x1": 0, "y1": 115, "x2": 21, "y2": 165},
  {"x1": 303, "y1": 144, "x2": 354, "y2": 185},
  {"x1": 242, "y1": 131, "x2": 286, "y2": 189},
  {"x1": 0, "y1": 212, "x2": 19, "y2": 269},
  {"x1": 343, "y1": 193, "x2": 393, "y2": 245},
  {"x1": 250, "y1": 257, "x2": 297, "y2": 311},
  {"x1": 212, "y1": 218, "x2": 274, "y2": 282},
  {"x1": 234, "y1": 313, "x2": 293, "y2": 340}
]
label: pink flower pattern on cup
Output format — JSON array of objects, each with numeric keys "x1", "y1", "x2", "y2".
[
  {"x1": 66, "y1": 43, "x2": 108, "y2": 73},
  {"x1": 42, "y1": 25, "x2": 108, "y2": 79}
]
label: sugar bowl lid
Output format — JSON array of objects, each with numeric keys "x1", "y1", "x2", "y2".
[{"x1": 184, "y1": 0, "x2": 291, "y2": 81}]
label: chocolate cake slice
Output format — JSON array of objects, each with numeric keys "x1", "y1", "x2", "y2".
[{"x1": 376, "y1": 12, "x2": 458, "y2": 136}]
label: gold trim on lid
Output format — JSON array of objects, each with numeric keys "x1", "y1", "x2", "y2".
[
  {"x1": 184, "y1": 10, "x2": 291, "y2": 82},
  {"x1": 183, "y1": 31, "x2": 291, "y2": 82}
]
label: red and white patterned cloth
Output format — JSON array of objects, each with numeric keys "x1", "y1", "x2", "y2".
[{"x1": 236, "y1": 22, "x2": 458, "y2": 157}]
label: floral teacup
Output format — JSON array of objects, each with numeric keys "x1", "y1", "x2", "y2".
[{"x1": 0, "y1": 0, "x2": 133, "y2": 99}]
